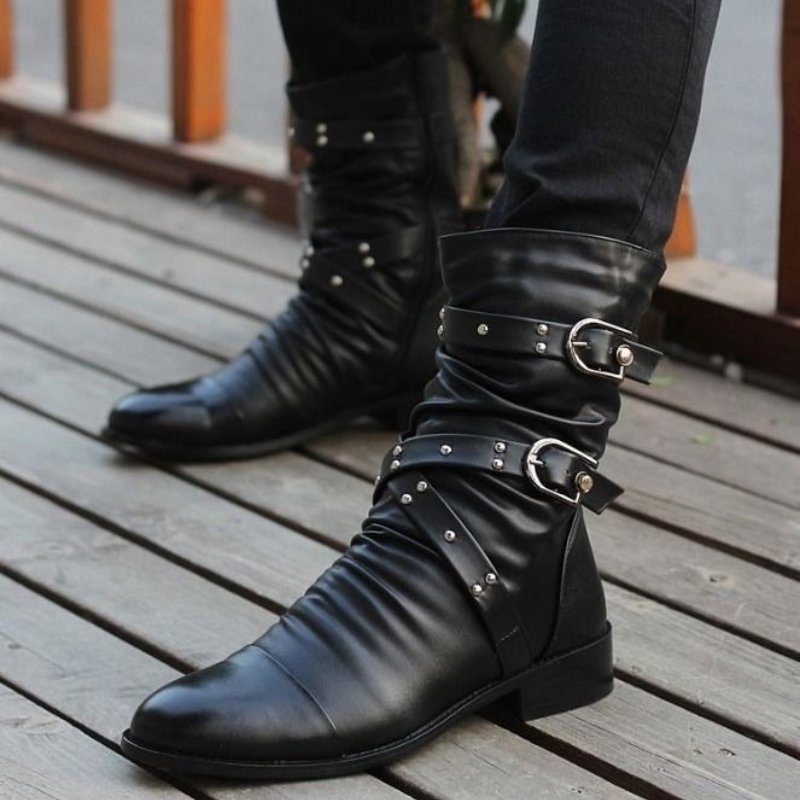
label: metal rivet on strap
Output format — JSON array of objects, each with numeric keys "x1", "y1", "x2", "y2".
[
  {"x1": 616, "y1": 344, "x2": 635, "y2": 367},
  {"x1": 316, "y1": 123, "x2": 328, "y2": 134},
  {"x1": 390, "y1": 459, "x2": 401, "y2": 471},
  {"x1": 440, "y1": 444, "x2": 452, "y2": 456},
  {"x1": 304, "y1": 244, "x2": 315, "y2": 257},
  {"x1": 494, "y1": 442, "x2": 507, "y2": 454},
  {"x1": 393, "y1": 445, "x2": 403, "y2": 456},
  {"x1": 363, "y1": 131, "x2": 376, "y2": 144},
  {"x1": 400, "y1": 493, "x2": 413, "y2": 505},
  {"x1": 374, "y1": 475, "x2": 381, "y2": 485},
  {"x1": 477, "y1": 323, "x2": 489, "y2": 336},
  {"x1": 301, "y1": 258, "x2": 310, "y2": 270},
  {"x1": 316, "y1": 135, "x2": 329, "y2": 147},
  {"x1": 535, "y1": 342, "x2": 548, "y2": 355},
  {"x1": 437, "y1": 325, "x2": 444, "y2": 339},
  {"x1": 416, "y1": 481, "x2": 429, "y2": 493},
  {"x1": 443, "y1": 530, "x2": 457, "y2": 542},
  {"x1": 362, "y1": 256, "x2": 376, "y2": 268},
  {"x1": 485, "y1": 572, "x2": 498, "y2": 585},
  {"x1": 358, "y1": 242, "x2": 371, "y2": 255},
  {"x1": 537, "y1": 323, "x2": 550, "y2": 336},
  {"x1": 330, "y1": 274, "x2": 343, "y2": 287},
  {"x1": 491, "y1": 458, "x2": 505, "y2": 471},
  {"x1": 471, "y1": 584, "x2": 484, "y2": 596},
  {"x1": 576, "y1": 471, "x2": 595, "y2": 494},
  {"x1": 439, "y1": 307, "x2": 446, "y2": 320},
  {"x1": 288, "y1": 126, "x2": 296, "y2": 138}
]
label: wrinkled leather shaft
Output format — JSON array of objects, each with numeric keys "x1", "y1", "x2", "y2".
[
  {"x1": 127, "y1": 229, "x2": 665, "y2": 763},
  {"x1": 107, "y1": 53, "x2": 461, "y2": 451}
]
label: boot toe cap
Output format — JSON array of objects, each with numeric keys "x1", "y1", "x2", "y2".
[{"x1": 127, "y1": 646, "x2": 339, "y2": 764}]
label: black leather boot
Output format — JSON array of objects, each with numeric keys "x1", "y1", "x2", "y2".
[
  {"x1": 103, "y1": 52, "x2": 461, "y2": 460},
  {"x1": 120, "y1": 229, "x2": 665, "y2": 779}
]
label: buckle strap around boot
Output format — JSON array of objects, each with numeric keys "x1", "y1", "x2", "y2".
[
  {"x1": 376, "y1": 434, "x2": 623, "y2": 514},
  {"x1": 440, "y1": 307, "x2": 662, "y2": 384},
  {"x1": 291, "y1": 112, "x2": 453, "y2": 151},
  {"x1": 388, "y1": 471, "x2": 533, "y2": 676}
]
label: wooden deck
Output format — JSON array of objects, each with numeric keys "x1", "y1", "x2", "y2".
[{"x1": 0, "y1": 135, "x2": 798, "y2": 800}]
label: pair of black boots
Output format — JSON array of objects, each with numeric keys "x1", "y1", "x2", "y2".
[{"x1": 108, "y1": 53, "x2": 665, "y2": 779}]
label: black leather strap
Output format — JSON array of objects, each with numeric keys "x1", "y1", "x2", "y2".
[
  {"x1": 376, "y1": 433, "x2": 623, "y2": 514},
  {"x1": 300, "y1": 225, "x2": 425, "y2": 273},
  {"x1": 291, "y1": 113, "x2": 452, "y2": 151},
  {"x1": 388, "y1": 471, "x2": 532, "y2": 677},
  {"x1": 440, "y1": 306, "x2": 661, "y2": 384}
]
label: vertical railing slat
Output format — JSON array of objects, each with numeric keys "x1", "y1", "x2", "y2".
[
  {"x1": 172, "y1": 0, "x2": 226, "y2": 143},
  {"x1": 665, "y1": 175, "x2": 697, "y2": 259},
  {"x1": 778, "y1": 0, "x2": 800, "y2": 315},
  {"x1": 64, "y1": 0, "x2": 112, "y2": 111},
  {"x1": 0, "y1": 0, "x2": 13, "y2": 80}
]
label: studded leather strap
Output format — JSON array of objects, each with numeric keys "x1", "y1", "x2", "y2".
[
  {"x1": 388, "y1": 471, "x2": 533, "y2": 676},
  {"x1": 291, "y1": 113, "x2": 453, "y2": 151},
  {"x1": 376, "y1": 433, "x2": 622, "y2": 514},
  {"x1": 440, "y1": 306, "x2": 661, "y2": 384}
]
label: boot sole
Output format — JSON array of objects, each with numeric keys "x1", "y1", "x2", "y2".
[
  {"x1": 101, "y1": 390, "x2": 422, "y2": 463},
  {"x1": 120, "y1": 624, "x2": 613, "y2": 780}
]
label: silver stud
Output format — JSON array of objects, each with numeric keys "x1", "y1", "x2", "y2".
[
  {"x1": 393, "y1": 445, "x2": 403, "y2": 456},
  {"x1": 477, "y1": 323, "x2": 489, "y2": 336},
  {"x1": 471, "y1": 584, "x2": 484, "y2": 596},
  {"x1": 301, "y1": 258, "x2": 310, "y2": 269},
  {"x1": 363, "y1": 131, "x2": 376, "y2": 144},
  {"x1": 316, "y1": 123, "x2": 328, "y2": 134},
  {"x1": 362, "y1": 256, "x2": 376, "y2": 268},
  {"x1": 330, "y1": 274, "x2": 343, "y2": 287},
  {"x1": 375, "y1": 475, "x2": 381, "y2": 485},
  {"x1": 616, "y1": 345, "x2": 635, "y2": 367},
  {"x1": 491, "y1": 458, "x2": 505, "y2": 471},
  {"x1": 443, "y1": 530, "x2": 457, "y2": 542},
  {"x1": 437, "y1": 325, "x2": 444, "y2": 339},
  {"x1": 576, "y1": 472, "x2": 595, "y2": 494},
  {"x1": 288, "y1": 126, "x2": 296, "y2": 138},
  {"x1": 304, "y1": 244, "x2": 315, "y2": 257},
  {"x1": 440, "y1": 444, "x2": 452, "y2": 456},
  {"x1": 439, "y1": 307, "x2": 446, "y2": 320},
  {"x1": 416, "y1": 481, "x2": 428, "y2": 493},
  {"x1": 535, "y1": 342, "x2": 548, "y2": 355},
  {"x1": 316, "y1": 135, "x2": 328, "y2": 147},
  {"x1": 400, "y1": 493, "x2": 413, "y2": 505},
  {"x1": 536, "y1": 323, "x2": 549, "y2": 336},
  {"x1": 485, "y1": 572, "x2": 498, "y2": 585},
  {"x1": 494, "y1": 442, "x2": 507, "y2": 454},
  {"x1": 358, "y1": 242, "x2": 371, "y2": 255},
  {"x1": 390, "y1": 460, "x2": 401, "y2": 471}
]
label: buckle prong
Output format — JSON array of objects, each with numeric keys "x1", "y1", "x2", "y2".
[
  {"x1": 525, "y1": 438, "x2": 598, "y2": 506},
  {"x1": 567, "y1": 318, "x2": 634, "y2": 381}
]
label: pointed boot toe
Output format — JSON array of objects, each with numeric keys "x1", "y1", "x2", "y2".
[{"x1": 123, "y1": 646, "x2": 339, "y2": 771}]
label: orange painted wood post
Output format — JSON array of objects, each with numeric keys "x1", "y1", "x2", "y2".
[
  {"x1": 0, "y1": 0, "x2": 13, "y2": 80},
  {"x1": 172, "y1": 0, "x2": 226, "y2": 143},
  {"x1": 665, "y1": 174, "x2": 697, "y2": 259},
  {"x1": 778, "y1": 0, "x2": 800, "y2": 315},
  {"x1": 64, "y1": 0, "x2": 112, "y2": 111}
]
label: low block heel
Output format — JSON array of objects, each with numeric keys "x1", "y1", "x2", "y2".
[{"x1": 509, "y1": 624, "x2": 614, "y2": 722}]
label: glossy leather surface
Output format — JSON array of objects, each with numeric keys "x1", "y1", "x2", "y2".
[
  {"x1": 127, "y1": 229, "x2": 664, "y2": 764},
  {"x1": 107, "y1": 53, "x2": 461, "y2": 453}
]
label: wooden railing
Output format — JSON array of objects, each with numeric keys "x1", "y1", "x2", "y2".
[{"x1": 0, "y1": 0, "x2": 797, "y2": 378}]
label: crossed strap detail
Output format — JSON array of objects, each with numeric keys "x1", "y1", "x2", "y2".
[
  {"x1": 376, "y1": 433, "x2": 623, "y2": 514},
  {"x1": 439, "y1": 306, "x2": 662, "y2": 384},
  {"x1": 387, "y1": 471, "x2": 533, "y2": 676},
  {"x1": 290, "y1": 112, "x2": 453, "y2": 151}
]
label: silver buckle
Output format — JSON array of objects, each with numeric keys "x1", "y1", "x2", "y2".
[
  {"x1": 566, "y1": 318, "x2": 634, "y2": 382},
  {"x1": 525, "y1": 438, "x2": 598, "y2": 506}
]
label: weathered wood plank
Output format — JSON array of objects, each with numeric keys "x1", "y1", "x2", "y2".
[
  {"x1": 4, "y1": 489, "x2": 796, "y2": 800},
  {"x1": 0, "y1": 227, "x2": 267, "y2": 357},
  {"x1": 0, "y1": 182, "x2": 294, "y2": 316},
  {"x1": 0, "y1": 398, "x2": 797, "y2": 753},
  {"x1": 0, "y1": 577, "x2": 633, "y2": 800},
  {"x1": 0, "y1": 684, "x2": 187, "y2": 800},
  {"x1": 0, "y1": 279, "x2": 216, "y2": 385},
  {"x1": 0, "y1": 138, "x2": 299, "y2": 275}
]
